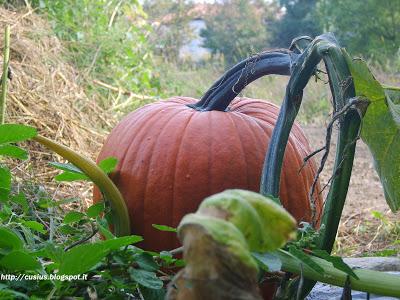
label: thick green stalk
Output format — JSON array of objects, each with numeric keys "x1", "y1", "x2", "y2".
[
  {"x1": 260, "y1": 34, "x2": 361, "y2": 297},
  {"x1": 0, "y1": 25, "x2": 10, "y2": 124},
  {"x1": 34, "y1": 135, "x2": 130, "y2": 237},
  {"x1": 277, "y1": 250, "x2": 400, "y2": 298}
]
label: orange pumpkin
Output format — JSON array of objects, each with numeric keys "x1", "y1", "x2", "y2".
[{"x1": 94, "y1": 96, "x2": 322, "y2": 252}]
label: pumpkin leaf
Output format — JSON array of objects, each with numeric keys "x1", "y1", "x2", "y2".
[
  {"x1": 288, "y1": 246, "x2": 324, "y2": 274},
  {"x1": 252, "y1": 251, "x2": 282, "y2": 272},
  {"x1": 0, "y1": 124, "x2": 37, "y2": 144},
  {"x1": 152, "y1": 224, "x2": 177, "y2": 232},
  {"x1": 98, "y1": 156, "x2": 118, "y2": 174},
  {"x1": 312, "y1": 249, "x2": 358, "y2": 279},
  {"x1": 0, "y1": 165, "x2": 11, "y2": 202},
  {"x1": 344, "y1": 53, "x2": 400, "y2": 211},
  {"x1": 0, "y1": 144, "x2": 28, "y2": 160}
]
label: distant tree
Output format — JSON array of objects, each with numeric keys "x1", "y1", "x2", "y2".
[
  {"x1": 319, "y1": 0, "x2": 400, "y2": 61},
  {"x1": 143, "y1": 0, "x2": 194, "y2": 62},
  {"x1": 269, "y1": 0, "x2": 322, "y2": 48},
  {"x1": 200, "y1": 0, "x2": 274, "y2": 66}
]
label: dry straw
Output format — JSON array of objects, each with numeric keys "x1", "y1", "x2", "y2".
[{"x1": 0, "y1": 7, "x2": 117, "y2": 205}]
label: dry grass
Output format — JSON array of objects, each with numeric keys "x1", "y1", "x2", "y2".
[{"x1": 0, "y1": 8, "x2": 117, "y2": 208}]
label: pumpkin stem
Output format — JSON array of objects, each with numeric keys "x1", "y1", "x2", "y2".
[
  {"x1": 260, "y1": 33, "x2": 361, "y2": 298},
  {"x1": 188, "y1": 50, "x2": 297, "y2": 111}
]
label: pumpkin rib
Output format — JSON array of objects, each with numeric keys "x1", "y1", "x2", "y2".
[
  {"x1": 126, "y1": 105, "x2": 185, "y2": 234},
  {"x1": 207, "y1": 111, "x2": 213, "y2": 197},
  {"x1": 116, "y1": 105, "x2": 167, "y2": 173},
  {"x1": 234, "y1": 112, "x2": 265, "y2": 191},
  {"x1": 170, "y1": 109, "x2": 197, "y2": 241},
  {"x1": 227, "y1": 112, "x2": 250, "y2": 188},
  {"x1": 142, "y1": 106, "x2": 193, "y2": 247}
]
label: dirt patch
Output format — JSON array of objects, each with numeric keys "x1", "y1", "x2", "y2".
[{"x1": 303, "y1": 125, "x2": 400, "y2": 256}]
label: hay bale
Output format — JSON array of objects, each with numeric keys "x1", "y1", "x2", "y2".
[{"x1": 0, "y1": 8, "x2": 116, "y2": 205}]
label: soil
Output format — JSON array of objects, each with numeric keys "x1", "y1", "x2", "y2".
[{"x1": 303, "y1": 125, "x2": 399, "y2": 256}]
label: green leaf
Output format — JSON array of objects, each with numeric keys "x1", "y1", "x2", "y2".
[
  {"x1": 10, "y1": 192, "x2": 29, "y2": 213},
  {"x1": 59, "y1": 235, "x2": 143, "y2": 275},
  {"x1": 152, "y1": 224, "x2": 177, "y2": 232},
  {"x1": 96, "y1": 217, "x2": 115, "y2": 240},
  {"x1": 129, "y1": 268, "x2": 163, "y2": 289},
  {"x1": 134, "y1": 252, "x2": 159, "y2": 272},
  {"x1": 59, "y1": 243, "x2": 107, "y2": 275},
  {"x1": 312, "y1": 250, "x2": 359, "y2": 279},
  {"x1": 98, "y1": 157, "x2": 118, "y2": 174},
  {"x1": 102, "y1": 235, "x2": 143, "y2": 249},
  {"x1": 0, "y1": 145, "x2": 28, "y2": 160},
  {"x1": 288, "y1": 246, "x2": 324, "y2": 274},
  {"x1": 22, "y1": 221, "x2": 46, "y2": 234},
  {"x1": 55, "y1": 171, "x2": 89, "y2": 182},
  {"x1": 0, "y1": 165, "x2": 11, "y2": 202},
  {"x1": 63, "y1": 211, "x2": 85, "y2": 224},
  {"x1": 345, "y1": 53, "x2": 400, "y2": 211},
  {"x1": 0, "y1": 124, "x2": 37, "y2": 144},
  {"x1": 0, "y1": 226, "x2": 23, "y2": 252},
  {"x1": 87, "y1": 202, "x2": 105, "y2": 218},
  {"x1": 49, "y1": 162, "x2": 84, "y2": 174},
  {"x1": 0, "y1": 250, "x2": 41, "y2": 271},
  {"x1": 252, "y1": 252, "x2": 282, "y2": 272},
  {"x1": 139, "y1": 286, "x2": 166, "y2": 300}
]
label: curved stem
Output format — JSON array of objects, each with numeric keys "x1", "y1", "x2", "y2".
[
  {"x1": 260, "y1": 33, "x2": 361, "y2": 297},
  {"x1": 33, "y1": 135, "x2": 130, "y2": 237},
  {"x1": 189, "y1": 50, "x2": 296, "y2": 111},
  {"x1": 277, "y1": 249, "x2": 400, "y2": 298}
]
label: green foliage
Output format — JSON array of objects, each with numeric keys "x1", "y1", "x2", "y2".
[
  {"x1": 319, "y1": 0, "x2": 400, "y2": 62},
  {"x1": 29, "y1": 0, "x2": 160, "y2": 108},
  {"x1": 345, "y1": 53, "x2": 400, "y2": 211},
  {"x1": 270, "y1": 0, "x2": 322, "y2": 48},
  {"x1": 201, "y1": 0, "x2": 270, "y2": 66}
]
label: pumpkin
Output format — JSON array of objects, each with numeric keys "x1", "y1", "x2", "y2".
[{"x1": 94, "y1": 95, "x2": 322, "y2": 251}]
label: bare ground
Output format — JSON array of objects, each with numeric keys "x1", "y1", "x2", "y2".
[{"x1": 303, "y1": 125, "x2": 400, "y2": 256}]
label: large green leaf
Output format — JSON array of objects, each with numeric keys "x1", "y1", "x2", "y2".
[
  {"x1": 345, "y1": 54, "x2": 400, "y2": 211},
  {"x1": 0, "y1": 124, "x2": 37, "y2": 144}
]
